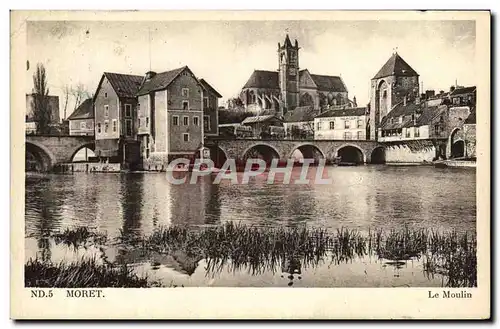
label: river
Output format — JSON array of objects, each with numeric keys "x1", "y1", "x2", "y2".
[{"x1": 25, "y1": 165, "x2": 476, "y2": 287}]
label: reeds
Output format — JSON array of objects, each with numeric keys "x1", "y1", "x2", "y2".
[
  {"x1": 53, "y1": 227, "x2": 107, "y2": 249},
  {"x1": 25, "y1": 257, "x2": 154, "y2": 288},
  {"x1": 27, "y1": 223, "x2": 477, "y2": 288}
]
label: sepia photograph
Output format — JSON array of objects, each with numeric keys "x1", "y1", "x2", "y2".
[{"x1": 10, "y1": 10, "x2": 490, "y2": 319}]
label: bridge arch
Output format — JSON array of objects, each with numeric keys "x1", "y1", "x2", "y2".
[
  {"x1": 26, "y1": 141, "x2": 57, "y2": 172},
  {"x1": 69, "y1": 142, "x2": 96, "y2": 162},
  {"x1": 334, "y1": 143, "x2": 366, "y2": 164},
  {"x1": 289, "y1": 143, "x2": 325, "y2": 162},
  {"x1": 370, "y1": 146, "x2": 386, "y2": 164},
  {"x1": 242, "y1": 143, "x2": 281, "y2": 164},
  {"x1": 449, "y1": 127, "x2": 465, "y2": 158},
  {"x1": 207, "y1": 144, "x2": 229, "y2": 168}
]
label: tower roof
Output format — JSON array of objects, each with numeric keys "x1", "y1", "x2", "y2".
[
  {"x1": 284, "y1": 34, "x2": 293, "y2": 47},
  {"x1": 373, "y1": 52, "x2": 419, "y2": 80}
]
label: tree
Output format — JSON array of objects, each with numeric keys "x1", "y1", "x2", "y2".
[
  {"x1": 32, "y1": 63, "x2": 52, "y2": 135},
  {"x1": 71, "y1": 83, "x2": 91, "y2": 112},
  {"x1": 62, "y1": 85, "x2": 71, "y2": 120}
]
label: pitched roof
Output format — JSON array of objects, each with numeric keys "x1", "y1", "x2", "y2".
[
  {"x1": 242, "y1": 70, "x2": 279, "y2": 89},
  {"x1": 315, "y1": 107, "x2": 367, "y2": 118},
  {"x1": 283, "y1": 106, "x2": 318, "y2": 122},
  {"x1": 373, "y1": 53, "x2": 419, "y2": 79},
  {"x1": 310, "y1": 74, "x2": 347, "y2": 92},
  {"x1": 450, "y1": 86, "x2": 476, "y2": 96},
  {"x1": 103, "y1": 72, "x2": 143, "y2": 98},
  {"x1": 380, "y1": 101, "x2": 444, "y2": 129},
  {"x1": 136, "y1": 66, "x2": 189, "y2": 96},
  {"x1": 199, "y1": 79, "x2": 222, "y2": 98},
  {"x1": 241, "y1": 115, "x2": 282, "y2": 124},
  {"x1": 67, "y1": 98, "x2": 94, "y2": 120}
]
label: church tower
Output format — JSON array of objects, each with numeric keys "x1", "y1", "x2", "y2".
[
  {"x1": 278, "y1": 34, "x2": 300, "y2": 116},
  {"x1": 369, "y1": 52, "x2": 419, "y2": 140}
]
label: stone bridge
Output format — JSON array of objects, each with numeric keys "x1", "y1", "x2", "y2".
[
  {"x1": 26, "y1": 135, "x2": 95, "y2": 171},
  {"x1": 206, "y1": 138, "x2": 385, "y2": 165}
]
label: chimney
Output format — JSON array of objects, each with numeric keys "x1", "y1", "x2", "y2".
[
  {"x1": 353, "y1": 96, "x2": 357, "y2": 107},
  {"x1": 145, "y1": 71, "x2": 157, "y2": 81}
]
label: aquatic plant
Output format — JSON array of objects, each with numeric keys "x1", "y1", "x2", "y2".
[
  {"x1": 25, "y1": 257, "x2": 157, "y2": 288},
  {"x1": 26, "y1": 223, "x2": 477, "y2": 288},
  {"x1": 53, "y1": 227, "x2": 107, "y2": 250}
]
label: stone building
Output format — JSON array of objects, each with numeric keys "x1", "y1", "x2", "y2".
[
  {"x1": 67, "y1": 98, "x2": 94, "y2": 136},
  {"x1": 239, "y1": 35, "x2": 349, "y2": 117},
  {"x1": 199, "y1": 78, "x2": 222, "y2": 137},
  {"x1": 376, "y1": 85, "x2": 476, "y2": 162},
  {"x1": 92, "y1": 67, "x2": 221, "y2": 169},
  {"x1": 136, "y1": 67, "x2": 205, "y2": 168},
  {"x1": 93, "y1": 72, "x2": 143, "y2": 168},
  {"x1": 314, "y1": 107, "x2": 368, "y2": 140},
  {"x1": 369, "y1": 52, "x2": 420, "y2": 140}
]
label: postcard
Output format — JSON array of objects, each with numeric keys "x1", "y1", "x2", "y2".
[{"x1": 10, "y1": 10, "x2": 490, "y2": 319}]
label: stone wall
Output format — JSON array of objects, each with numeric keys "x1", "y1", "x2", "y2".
[{"x1": 384, "y1": 144, "x2": 436, "y2": 163}]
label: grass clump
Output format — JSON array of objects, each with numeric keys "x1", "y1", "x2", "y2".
[
  {"x1": 25, "y1": 257, "x2": 155, "y2": 288},
  {"x1": 53, "y1": 227, "x2": 107, "y2": 249}
]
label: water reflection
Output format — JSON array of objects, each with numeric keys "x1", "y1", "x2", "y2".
[{"x1": 25, "y1": 166, "x2": 476, "y2": 287}]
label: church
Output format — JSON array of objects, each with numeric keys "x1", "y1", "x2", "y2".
[{"x1": 239, "y1": 34, "x2": 351, "y2": 117}]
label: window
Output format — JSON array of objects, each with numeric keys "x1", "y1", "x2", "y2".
[
  {"x1": 357, "y1": 131, "x2": 363, "y2": 140},
  {"x1": 399, "y1": 116, "x2": 403, "y2": 124},
  {"x1": 112, "y1": 119, "x2": 117, "y2": 132},
  {"x1": 183, "y1": 116, "x2": 189, "y2": 126},
  {"x1": 357, "y1": 120, "x2": 363, "y2": 128},
  {"x1": 146, "y1": 117, "x2": 149, "y2": 128},
  {"x1": 173, "y1": 116, "x2": 179, "y2": 126},
  {"x1": 434, "y1": 124, "x2": 440, "y2": 135},
  {"x1": 317, "y1": 121, "x2": 322, "y2": 130},
  {"x1": 204, "y1": 115, "x2": 210, "y2": 130},
  {"x1": 405, "y1": 129, "x2": 411, "y2": 138},
  {"x1": 104, "y1": 92, "x2": 107, "y2": 98},
  {"x1": 97, "y1": 123, "x2": 101, "y2": 134},
  {"x1": 415, "y1": 127, "x2": 420, "y2": 137},
  {"x1": 193, "y1": 116, "x2": 199, "y2": 126},
  {"x1": 343, "y1": 131, "x2": 352, "y2": 140},
  {"x1": 183, "y1": 133, "x2": 189, "y2": 142},
  {"x1": 182, "y1": 88, "x2": 189, "y2": 98},
  {"x1": 344, "y1": 120, "x2": 350, "y2": 129},
  {"x1": 104, "y1": 121, "x2": 109, "y2": 133},
  {"x1": 125, "y1": 119, "x2": 132, "y2": 136},
  {"x1": 80, "y1": 122, "x2": 86, "y2": 129},
  {"x1": 329, "y1": 121, "x2": 335, "y2": 130},
  {"x1": 203, "y1": 97, "x2": 209, "y2": 109},
  {"x1": 125, "y1": 104, "x2": 132, "y2": 118},
  {"x1": 104, "y1": 105, "x2": 109, "y2": 117},
  {"x1": 182, "y1": 101, "x2": 189, "y2": 111},
  {"x1": 138, "y1": 118, "x2": 141, "y2": 128}
]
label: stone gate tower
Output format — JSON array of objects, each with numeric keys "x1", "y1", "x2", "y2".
[
  {"x1": 278, "y1": 34, "x2": 300, "y2": 115},
  {"x1": 369, "y1": 52, "x2": 419, "y2": 140}
]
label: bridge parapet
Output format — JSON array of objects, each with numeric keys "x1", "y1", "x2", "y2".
[
  {"x1": 25, "y1": 135, "x2": 95, "y2": 171},
  {"x1": 211, "y1": 138, "x2": 383, "y2": 164}
]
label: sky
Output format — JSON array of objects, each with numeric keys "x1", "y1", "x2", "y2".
[{"x1": 27, "y1": 20, "x2": 476, "y2": 120}]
